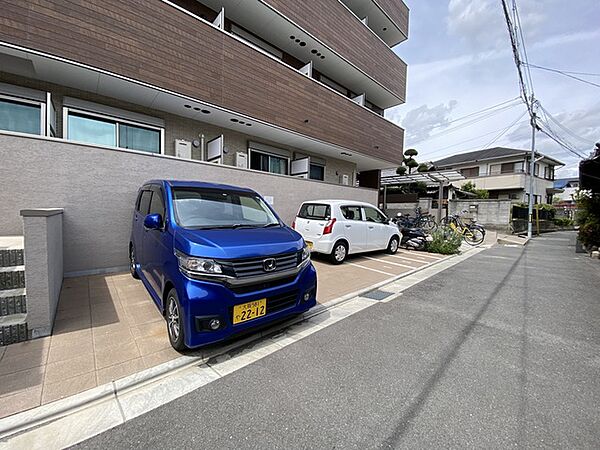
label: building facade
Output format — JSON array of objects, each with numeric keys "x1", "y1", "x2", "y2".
[
  {"x1": 434, "y1": 147, "x2": 564, "y2": 204},
  {"x1": 0, "y1": 0, "x2": 409, "y2": 272}
]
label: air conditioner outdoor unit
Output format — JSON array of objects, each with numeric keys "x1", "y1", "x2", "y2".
[
  {"x1": 340, "y1": 174, "x2": 349, "y2": 186},
  {"x1": 175, "y1": 139, "x2": 192, "y2": 159},
  {"x1": 235, "y1": 152, "x2": 248, "y2": 168}
]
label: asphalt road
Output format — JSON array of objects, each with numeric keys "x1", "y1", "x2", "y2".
[{"x1": 77, "y1": 232, "x2": 600, "y2": 449}]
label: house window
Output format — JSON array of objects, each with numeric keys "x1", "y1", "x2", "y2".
[
  {"x1": 0, "y1": 95, "x2": 43, "y2": 135},
  {"x1": 460, "y1": 167, "x2": 479, "y2": 177},
  {"x1": 309, "y1": 163, "x2": 325, "y2": 181},
  {"x1": 544, "y1": 166, "x2": 555, "y2": 180},
  {"x1": 250, "y1": 150, "x2": 288, "y2": 175},
  {"x1": 501, "y1": 162, "x2": 516, "y2": 174},
  {"x1": 65, "y1": 109, "x2": 162, "y2": 153}
]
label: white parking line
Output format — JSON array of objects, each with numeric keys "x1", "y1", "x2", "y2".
[
  {"x1": 347, "y1": 262, "x2": 395, "y2": 276},
  {"x1": 389, "y1": 254, "x2": 432, "y2": 264},
  {"x1": 397, "y1": 251, "x2": 441, "y2": 260},
  {"x1": 363, "y1": 256, "x2": 414, "y2": 269}
]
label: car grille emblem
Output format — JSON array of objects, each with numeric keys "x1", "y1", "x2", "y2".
[{"x1": 263, "y1": 258, "x2": 277, "y2": 272}]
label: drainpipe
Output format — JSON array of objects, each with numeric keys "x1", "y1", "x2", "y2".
[{"x1": 200, "y1": 133, "x2": 205, "y2": 161}]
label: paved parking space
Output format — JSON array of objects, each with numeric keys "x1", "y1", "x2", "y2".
[
  {"x1": 0, "y1": 249, "x2": 447, "y2": 419},
  {"x1": 313, "y1": 249, "x2": 447, "y2": 303}
]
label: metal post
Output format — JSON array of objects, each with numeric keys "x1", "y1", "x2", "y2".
[
  {"x1": 437, "y1": 181, "x2": 444, "y2": 224},
  {"x1": 527, "y1": 112, "x2": 536, "y2": 239},
  {"x1": 383, "y1": 184, "x2": 388, "y2": 213}
]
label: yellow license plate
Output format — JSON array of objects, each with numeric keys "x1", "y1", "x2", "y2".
[
  {"x1": 232, "y1": 299, "x2": 267, "y2": 324},
  {"x1": 306, "y1": 241, "x2": 313, "y2": 250}
]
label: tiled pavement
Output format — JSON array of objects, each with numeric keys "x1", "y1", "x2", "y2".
[
  {"x1": 0, "y1": 273, "x2": 181, "y2": 419},
  {"x1": 0, "y1": 249, "x2": 447, "y2": 419}
]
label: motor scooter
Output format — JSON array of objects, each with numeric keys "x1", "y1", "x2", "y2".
[{"x1": 392, "y1": 213, "x2": 432, "y2": 251}]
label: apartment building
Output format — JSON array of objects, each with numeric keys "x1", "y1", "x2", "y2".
[
  {"x1": 434, "y1": 147, "x2": 564, "y2": 204},
  {"x1": 0, "y1": 0, "x2": 408, "y2": 274}
]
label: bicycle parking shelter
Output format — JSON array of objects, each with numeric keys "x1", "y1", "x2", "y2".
[{"x1": 380, "y1": 170, "x2": 465, "y2": 223}]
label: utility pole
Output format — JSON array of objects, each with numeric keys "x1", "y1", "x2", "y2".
[{"x1": 527, "y1": 107, "x2": 536, "y2": 239}]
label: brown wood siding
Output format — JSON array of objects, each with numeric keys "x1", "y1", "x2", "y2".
[
  {"x1": 0, "y1": 0, "x2": 404, "y2": 164},
  {"x1": 373, "y1": 0, "x2": 410, "y2": 38},
  {"x1": 261, "y1": 0, "x2": 407, "y2": 102}
]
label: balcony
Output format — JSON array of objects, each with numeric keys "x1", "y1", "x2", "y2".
[
  {"x1": 341, "y1": 0, "x2": 409, "y2": 46},
  {"x1": 0, "y1": 0, "x2": 405, "y2": 167},
  {"x1": 196, "y1": 0, "x2": 407, "y2": 107}
]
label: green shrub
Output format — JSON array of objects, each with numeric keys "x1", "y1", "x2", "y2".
[
  {"x1": 574, "y1": 189, "x2": 600, "y2": 249},
  {"x1": 553, "y1": 217, "x2": 574, "y2": 227},
  {"x1": 426, "y1": 227, "x2": 462, "y2": 255}
]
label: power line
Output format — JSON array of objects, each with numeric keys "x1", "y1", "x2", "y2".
[
  {"x1": 538, "y1": 104, "x2": 594, "y2": 146},
  {"x1": 443, "y1": 97, "x2": 520, "y2": 126},
  {"x1": 512, "y1": 0, "x2": 535, "y2": 99},
  {"x1": 409, "y1": 101, "x2": 521, "y2": 145},
  {"x1": 419, "y1": 117, "x2": 530, "y2": 159},
  {"x1": 481, "y1": 109, "x2": 529, "y2": 149},
  {"x1": 524, "y1": 63, "x2": 600, "y2": 89}
]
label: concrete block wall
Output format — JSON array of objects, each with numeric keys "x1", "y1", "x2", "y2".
[
  {"x1": 0, "y1": 134, "x2": 377, "y2": 275},
  {"x1": 448, "y1": 199, "x2": 513, "y2": 230}
]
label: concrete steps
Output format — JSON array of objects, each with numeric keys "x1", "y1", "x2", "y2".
[{"x1": 0, "y1": 237, "x2": 28, "y2": 346}]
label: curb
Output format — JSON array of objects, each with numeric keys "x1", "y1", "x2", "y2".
[{"x1": 0, "y1": 248, "x2": 481, "y2": 440}]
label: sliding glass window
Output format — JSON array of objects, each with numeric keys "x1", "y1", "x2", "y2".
[
  {"x1": 0, "y1": 96, "x2": 43, "y2": 135},
  {"x1": 250, "y1": 150, "x2": 288, "y2": 175},
  {"x1": 66, "y1": 109, "x2": 161, "y2": 153}
]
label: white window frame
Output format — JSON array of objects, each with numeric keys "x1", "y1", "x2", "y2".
[
  {"x1": 0, "y1": 92, "x2": 47, "y2": 136},
  {"x1": 63, "y1": 106, "x2": 165, "y2": 154}
]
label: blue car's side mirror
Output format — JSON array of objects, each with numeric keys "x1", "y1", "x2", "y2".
[{"x1": 144, "y1": 213, "x2": 163, "y2": 230}]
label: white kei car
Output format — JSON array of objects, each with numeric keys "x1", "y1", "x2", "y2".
[{"x1": 292, "y1": 200, "x2": 401, "y2": 264}]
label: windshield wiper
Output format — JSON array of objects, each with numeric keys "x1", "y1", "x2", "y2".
[
  {"x1": 261, "y1": 223, "x2": 280, "y2": 228},
  {"x1": 230, "y1": 224, "x2": 261, "y2": 229}
]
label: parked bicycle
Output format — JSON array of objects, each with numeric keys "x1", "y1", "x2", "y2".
[
  {"x1": 440, "y1": 211, "x2": 485, "y2": 246},
  {"x1": 394, "y1": 207, "x2": 437, "y2": 231}
]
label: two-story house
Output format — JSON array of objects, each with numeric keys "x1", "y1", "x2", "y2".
[{"x1": 434, "y1": 147, "x2": 564, "y2": 204}]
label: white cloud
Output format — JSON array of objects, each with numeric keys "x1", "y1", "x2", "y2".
[
  {"x1": 447, "y1": 0, "x2": 546, "y2": 51},
  {"x1": 399, "y1": 101, "x2": 458, "y2": 142}
]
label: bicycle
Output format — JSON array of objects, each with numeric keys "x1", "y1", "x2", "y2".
[
  {"x1": 440, "y1": 212, "x2": 485, "y2": 246},
  {"x1": 395, "y1": 207, "x2": 437, "y2": 231}
]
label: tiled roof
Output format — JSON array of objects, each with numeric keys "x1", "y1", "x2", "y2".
[{"x1": 433, "y1": 147, "x2": 527, "y2": 167}]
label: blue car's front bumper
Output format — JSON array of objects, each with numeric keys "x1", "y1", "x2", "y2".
[{"x1": 177, "y1": 263, "x2": 317, "y2": 348}]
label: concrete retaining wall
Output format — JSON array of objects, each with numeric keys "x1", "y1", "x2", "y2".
[{"x1": 0, "y1": 134, "x2": 377, "y2": 274}]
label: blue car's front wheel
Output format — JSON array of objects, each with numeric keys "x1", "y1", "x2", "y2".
[{"x1": 166, "y1": 289, "x2": 187, "y2": 351}]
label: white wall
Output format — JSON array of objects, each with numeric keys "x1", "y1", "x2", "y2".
[{"x1": 0, "y1": 134, "x2": 377, "y2": 274}]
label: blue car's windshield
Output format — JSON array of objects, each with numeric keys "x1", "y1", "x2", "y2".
[{"x1": 172, "y1": 188, "x2": 280, "y2": 229}]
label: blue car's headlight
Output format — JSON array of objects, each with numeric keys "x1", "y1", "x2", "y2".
[
  {"x1": 301, "y1": 243, "x2": 311, "y2": 262},
  {"x1": 175, "y1": 250, "x2": 223, "y2": 276}
]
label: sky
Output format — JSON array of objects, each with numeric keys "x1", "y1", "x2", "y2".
[{"x1": 385, "y1": 0, "x2": 600, "y2": 178}]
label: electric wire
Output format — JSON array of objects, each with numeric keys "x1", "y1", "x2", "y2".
[
  {"x1": 408, "y1": 101, "x2": 521, "y2": 146},
  {"x1": 481, "y1": 109, "x2": 529, "y2": 149},
  {"x1": 524, "y1": 63, "x2": 600, "y2": 89},
  {"x1": 538, "y1": 104, "x2": 595, "y2": 146}
]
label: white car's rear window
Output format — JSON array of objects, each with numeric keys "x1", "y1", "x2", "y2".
[{"x1": 298, "y1": 203, "x2": 330, "y2": 220}]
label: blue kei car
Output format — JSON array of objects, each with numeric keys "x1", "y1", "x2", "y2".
[{"x1": 130, "y1": 180, "x2": 317, "y2": 350}]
